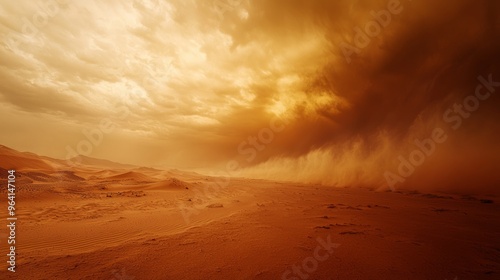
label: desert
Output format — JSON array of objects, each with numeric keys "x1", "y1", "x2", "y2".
[
  {"x1": 1, "y1": 0, "x2": 500, "y2": 279},
  {"x1": 0, "y1": 145, "x2": 499, "y2": 279}
]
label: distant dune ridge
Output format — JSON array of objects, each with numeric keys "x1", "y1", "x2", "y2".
[
  {"x1": 0, "y1": 144, "x2": 194, "y2": 190},
  {"x1": 0, "y1": 145, "x2": 190, "y2": 194},
  {"x1": 69, "y1": 155, "x2": 137, "y2": 170},
  {"x1": 0, "y1": 145, "x2": 123, "y2": 171},
  {"x1": 147, "y1": 177, "x2": 190, "y2": 190},
  {"x1": 105, "y1": 171, "x2": 154, "y2": 182},
  {"x1": 0, "y1": 144, "x2": 498, "y2": 279},
  {"x1": 0, "y1": 145, "x2": 55, "y2": 171}
]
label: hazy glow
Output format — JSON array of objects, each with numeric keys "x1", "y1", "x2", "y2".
[{"x1": 1, "y1": 0, "x2": 499, "y2": 193}]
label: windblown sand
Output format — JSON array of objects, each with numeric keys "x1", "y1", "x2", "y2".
[{"x1": 0, "y1": 146, "x2": 498, "y2": 279}]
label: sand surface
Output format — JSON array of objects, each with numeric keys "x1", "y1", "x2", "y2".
[{"x1": 0, "y1": 145, "x2": 499, "y2": 279}]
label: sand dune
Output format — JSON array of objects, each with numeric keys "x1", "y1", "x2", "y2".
[
  {"x1": 146, "y1": 177, "x2": 190, "y2": 190},
  {"x1": 51, "y1": 171, "x2": 86, "y2": 182},
  {"x1": 0, "y1": 145, "x2": 498, "y2": 279},
  {"x1": 69, "y1": 155, "x2": 137, "y2": 170},
  {"x1": 105, "y1": 171, "x2": 154, "y2": 182},
  {"x1": 0, "y1": 145, "x2": 55, "y2": 171}
]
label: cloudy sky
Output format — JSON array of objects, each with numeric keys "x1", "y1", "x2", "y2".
[{"x1": 1, "y1": 0, "x2": 499, "y2": 193}]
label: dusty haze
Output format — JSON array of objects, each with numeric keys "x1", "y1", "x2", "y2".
[
  {"x1": 1, "y1": 0, "x2": 499, "y2": 194},
  {"x1": 1, "y1": 2, "x2": 500, "y2": 279}
]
